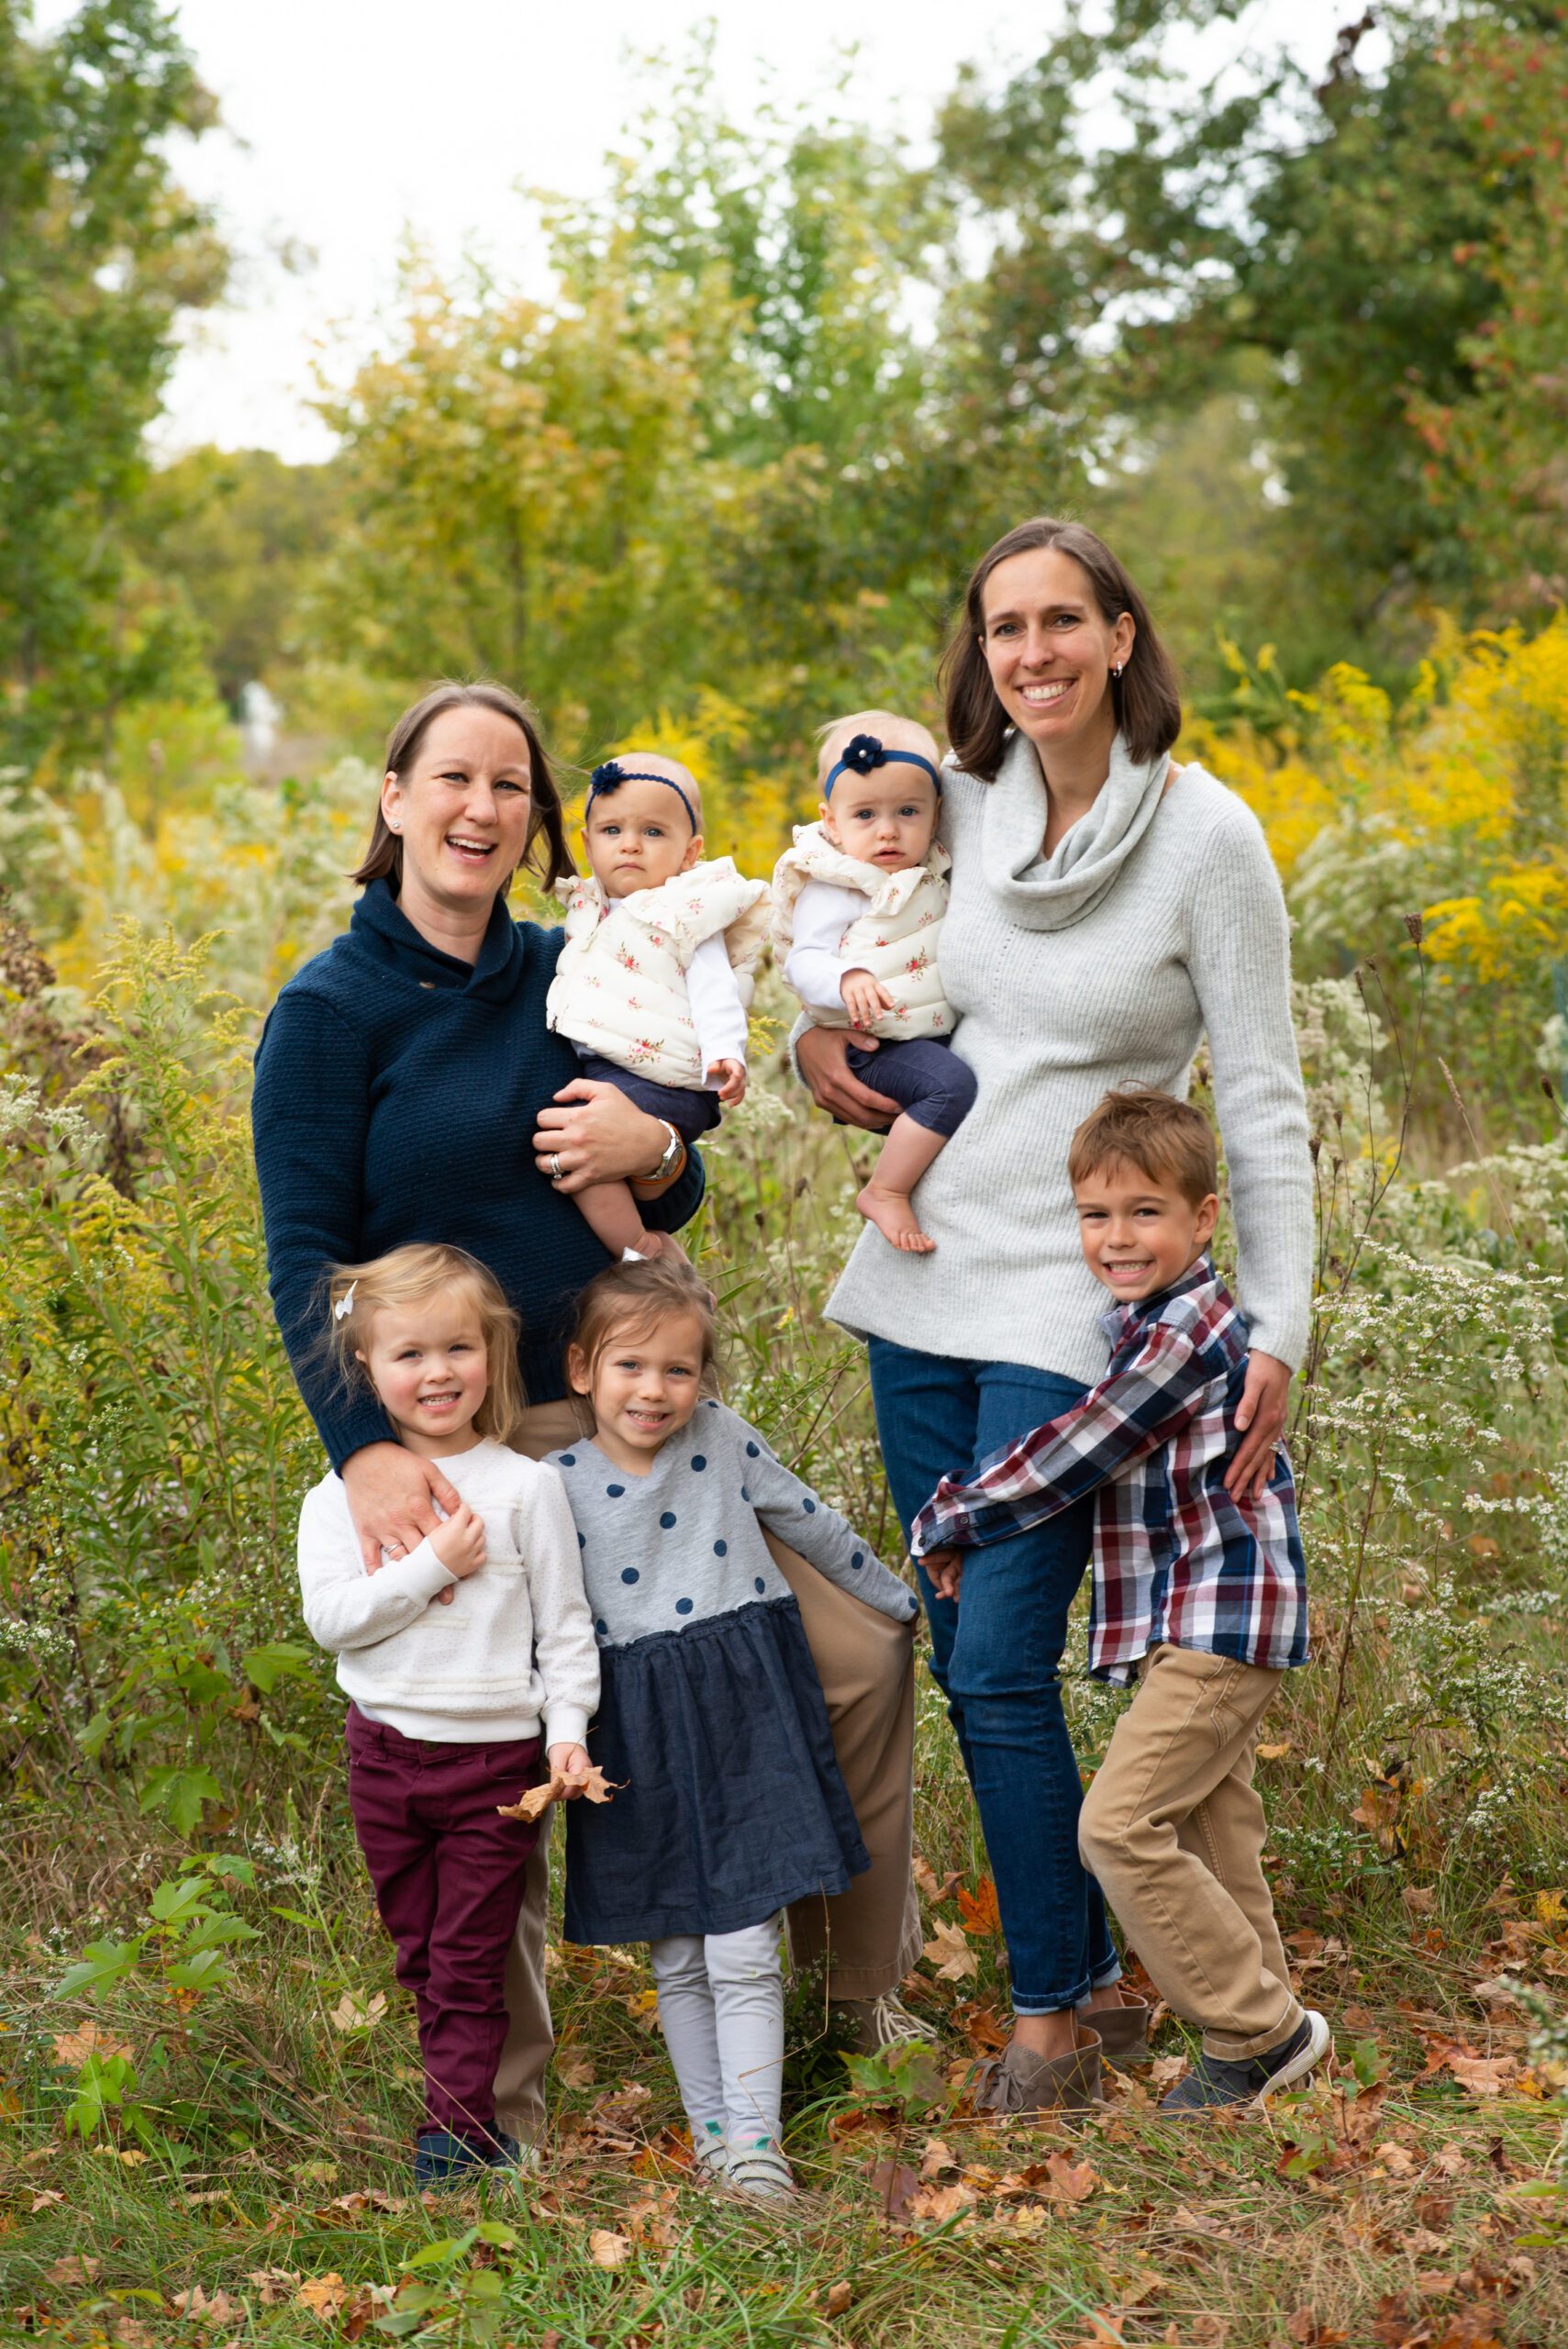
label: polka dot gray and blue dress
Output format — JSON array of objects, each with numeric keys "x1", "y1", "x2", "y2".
[{"x1": 547, "y1": 1399, "x2": 917, "y2": 1944}]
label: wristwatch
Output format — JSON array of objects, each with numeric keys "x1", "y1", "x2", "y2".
[{"x1": 641, "y1": 1119, "x2": 684, "y2": 1184}]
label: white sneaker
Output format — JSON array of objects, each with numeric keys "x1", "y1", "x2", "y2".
[{"x1": 725, "y1": 2137, "x2": 795, "y2": 2200}]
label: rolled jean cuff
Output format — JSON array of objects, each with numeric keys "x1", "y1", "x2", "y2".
[
  {"x1": 1009, "y1": 1970, "x2": 1102, "y2": 2016},
  {"x1": 1088, "y1": 1958, "x2": 1123, "y2": 1992}
]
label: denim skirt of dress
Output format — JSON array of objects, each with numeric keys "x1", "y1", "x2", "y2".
[{"x1": 562, "y1": 1594, "x2": 871, "y2": 1943}]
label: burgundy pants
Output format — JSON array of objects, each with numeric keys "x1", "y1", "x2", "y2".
[{"x1": 345, "y1": 1707, "x2": 545, "y2": 2143}]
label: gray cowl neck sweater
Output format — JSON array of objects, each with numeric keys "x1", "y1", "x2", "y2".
[
  {"x1": 826, "y1": 729, "x2": 1313, "y2": 1389},
  {"x1": 981, "y1": 729, "x2": 1172, "y2": 931}
]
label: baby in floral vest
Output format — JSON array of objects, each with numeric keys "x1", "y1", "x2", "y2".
[
  {"x1": 773, "y1": 712, "x2": 977, "y2": 1252},
  {"x1": 546, "y1": 754, "x2": 769, "y2": 1259}
]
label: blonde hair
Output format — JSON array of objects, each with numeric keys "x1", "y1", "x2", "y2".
[
  {"x1": 326, "y1": 1243, "x2": 528, "y2": 1447},
  {"x1": 814, "y1": 709, "x2": 942, "y2": 791},
  {"x1": 1068, "y1": 1089, "x2": 1218, "y2": 1208},
  {"x1": 566, "y1": 1256, "x2": 719, "y2": 1397}
]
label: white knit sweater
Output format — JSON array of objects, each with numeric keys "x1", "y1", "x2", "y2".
[
  {"x1": 297, "y1": 1440, "x2": 599, "y2": 1747},
  {"x1": 826, "y1": 734, "x2": 1313, "y2": 1381}
]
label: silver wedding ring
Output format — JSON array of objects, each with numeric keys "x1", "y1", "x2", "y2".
[
  {"x1": 387, "y1": 1541, "x2": 404, "y2": 1555},
  {"x1": 550, "y1": 1152, "x2": 563, "y2": 1182}
]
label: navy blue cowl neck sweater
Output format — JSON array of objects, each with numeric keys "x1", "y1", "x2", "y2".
[{"x1": 251, "y1": 877, "x2": 705, "y2": 1468}]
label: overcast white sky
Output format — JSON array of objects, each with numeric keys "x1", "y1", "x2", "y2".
[{"x1": 35, "y1": 0, "x2": 1340, "y2": 462}]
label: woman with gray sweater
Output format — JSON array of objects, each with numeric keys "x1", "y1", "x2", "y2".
[{"x1": 797, "y1": 518, "x2": 1312, "y2": 2112}]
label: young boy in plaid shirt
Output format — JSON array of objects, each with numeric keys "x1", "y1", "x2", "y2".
[{"x1": 913, "y1": 1089, "x2": 1325, "y2": 2110}]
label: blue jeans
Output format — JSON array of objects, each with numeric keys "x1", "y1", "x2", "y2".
[{"x1": 868, "y1": 1336, "x2": 1118, "y2": 2012}]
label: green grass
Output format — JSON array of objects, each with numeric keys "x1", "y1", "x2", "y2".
[{"x1": 6, "y1": 1666, "x2": 1568, "y2": 2349}]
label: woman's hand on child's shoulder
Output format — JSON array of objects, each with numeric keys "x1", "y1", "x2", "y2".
[{"x1": 430, "y1": 1500, "x2": 486, "y2": 1580}]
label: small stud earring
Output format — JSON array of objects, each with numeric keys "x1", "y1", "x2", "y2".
[{"x1": 1112, "y1": 662, "x2": 1125, "y2": 678}]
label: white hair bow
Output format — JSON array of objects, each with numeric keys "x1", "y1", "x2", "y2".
[{"x1": 334, "y1": 1280, "x2": 358, "y2": 1321}]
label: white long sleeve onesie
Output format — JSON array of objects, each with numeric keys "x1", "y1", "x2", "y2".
[{"x1": 782, "y1": 877, "x2": 873, "y2": 1014}]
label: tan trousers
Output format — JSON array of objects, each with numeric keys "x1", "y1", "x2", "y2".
[
  {"x1": 1076, "y1": 1642, "x2": 1301, "y2": 2064},
  {"x1": 491, "y1": 1397, "x2": 921, "y2": 2142}
]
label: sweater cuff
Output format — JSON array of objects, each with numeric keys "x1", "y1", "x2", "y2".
[
  {"x1": 1240, "y1": 1309, "x2": 1306, "y2": 1377},
  {"x1": 388, "y1": 1537, "x2": 456, "y2": 1602},
  {"x1": 543, "y1": 1704, "x2": 591, "y2": 1753}
]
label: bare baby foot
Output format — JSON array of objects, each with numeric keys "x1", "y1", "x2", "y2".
[{"x1": 857, "y1": 1182, "x2": 937, "y2": 1252}]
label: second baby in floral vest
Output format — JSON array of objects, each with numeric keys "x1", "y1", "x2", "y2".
[
  {"x1": 773, "y1": 711, "x2": 977, "y2": 1253},
  {"x1": 545, "y1": 753, "x2": 770, "y2": 1259}
]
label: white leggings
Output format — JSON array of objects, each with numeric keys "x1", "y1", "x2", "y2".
[{"x1": 648, "y1": 1915, "x2": 784, "y2": 2159}]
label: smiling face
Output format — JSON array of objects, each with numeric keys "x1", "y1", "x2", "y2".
[
  {"x1": 980, "y1": 547, "x2": 1136, "y2": 761},
  {"x1": 821, "y1": 764, "x2": 940, "y2": 871},
  {"x1": 381, "y1": 707, "x2": 534, "y2": 930},
  {"x1": 570, "y1": 1308, "x2": 708, "y2": 1474},
  {"x1": 358, "y1": 1288, "x2": 490, "y2": 1459},
  {"x1": 1073, "y1": 1159, "x2": 1218, "y2": 1305},
  {"x1": 583, "y1": 763, "x2": 703, "y2": 899}
]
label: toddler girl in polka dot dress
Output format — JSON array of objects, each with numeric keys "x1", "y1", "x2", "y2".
[{"x1": 547, "y1": 1256, "x2": 917, "y2": 2200}]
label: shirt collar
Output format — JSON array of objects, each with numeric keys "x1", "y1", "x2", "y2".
[{"x1": 1098, "y1": 1252, "x2": 1221, "y2": 1347}]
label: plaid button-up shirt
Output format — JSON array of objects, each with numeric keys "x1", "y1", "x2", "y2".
[{"x1": 910, "y1": 1258, "x2": 1307, "y2": 1686}]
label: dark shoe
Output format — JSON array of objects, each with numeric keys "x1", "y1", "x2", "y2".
[
  {"x1": 1159, "y1": 2009, "x2": 1329, "y2": 2112},
  {"x1": 1085, "y1": 1995, "x2": 1151, "y2": 2068},
  {"x1": 415, "y1": 2130, "x2": 493, "y2": 2186},
  {"x1": 972, "y1": 2025, "x2": 1102, "y2": 2115}
]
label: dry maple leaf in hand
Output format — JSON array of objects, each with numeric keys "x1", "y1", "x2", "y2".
[
  {"x1": 922, "y1": 1918, "x2": 978, "y2": 1981},
  {"x1": 497, "y1": 1764, "x2": 622, "y2": 1820}
]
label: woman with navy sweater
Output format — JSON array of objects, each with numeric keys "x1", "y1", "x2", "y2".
[{"x1": 251, "y1": 682, "x2": 926, "y2": 2154}]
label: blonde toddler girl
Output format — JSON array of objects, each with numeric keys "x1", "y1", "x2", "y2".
[{"x1": 296, "y1": 1243, "x2": 599, "y2": 2185}]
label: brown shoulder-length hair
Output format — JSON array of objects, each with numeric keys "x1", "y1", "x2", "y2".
[
  {"x1": 940, "y1": 518, "x2": 1183, "y2": 780},
  {"x1": 350, "y1": 681, "x2": 575, "y2": 896}
]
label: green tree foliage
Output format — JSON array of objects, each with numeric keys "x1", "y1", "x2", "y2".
[
  {"x1": 128, "y1": 447, "x2": 343, "y2": 707},
  {"x1": 0, "y1": 0, "x2": 226, "y2": 762},
  {"x1": 308, "y1": 55, "x2": 1053, "y2": 773},
  {"x1": 939, "y1": 0, "x2": 1568, "y2": 677}
]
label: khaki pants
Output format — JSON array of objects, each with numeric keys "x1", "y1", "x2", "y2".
[
  {"x1": 491, "y1": 1397, "x2": 921, "y2": 2142},
  {"x1": 1076, "y1": 1643, "x2": 1301, "y2": 2064}
]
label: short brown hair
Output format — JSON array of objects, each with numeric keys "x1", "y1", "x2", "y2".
[
  {"x1": 566, "y1": 1257, "x2": 719, "y2": 1395},
  {"x1": 325, "y1": 1242, "x2": 528, "y2": 1447},
  {"x1": 940, "y1": 518, "x2": 1182, "y2": 779},
  {"x1": 1068, "y1": 1089, "x2": 1218, "y2": 1208},
  {"x1": 350, "y1": 681, "x2": 574, "y2": 896}
]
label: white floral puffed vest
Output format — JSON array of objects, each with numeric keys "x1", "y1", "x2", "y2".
[
  {"x1": 771, "y1": 820, "x2": 953, "y2": 1038},
  {"x1": 545, "y1": 858, "x2": 771, "y2": 1089}
]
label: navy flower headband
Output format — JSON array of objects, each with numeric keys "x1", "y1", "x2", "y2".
[
  {"x1": 587, "y1": 759, "x2": 698, "y2": 835},
  {"x1": 823, "y1": 732, "x2": 942, "y2": 801}
]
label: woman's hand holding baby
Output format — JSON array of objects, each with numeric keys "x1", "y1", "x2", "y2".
[
  {"x1": 840, "y1": 968, "x2": 895, "y2": 1030},
  {"x1": 795, "y1": 1023, "x2": 901, "y2": 1130}
]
